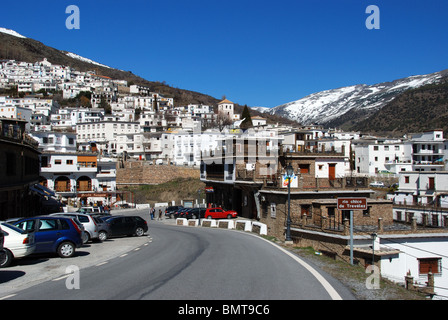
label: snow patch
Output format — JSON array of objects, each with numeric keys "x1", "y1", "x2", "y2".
[
  {"x1": 65, "y1": 51, "x2": 111, "y2": 69},
  {"x1": 0, "y1": 27, "x2": 26, "y2": 38}
]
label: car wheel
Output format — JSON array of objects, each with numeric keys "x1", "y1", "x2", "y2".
[
  {"x1": 207, "y1": 215, "x2": 212, "y2": 219},
  {"x1": 0, "y1": 249, "x2": 13, "y2": 268},
  {"x1": 135, "y1": 227, "x2": 145, "y2": 236},
  {"x1": 82, "y1": 232, "x2": 89, "y2": 244},
  {"x1": 98, "y1": 230, "x2": 108, "y2": 241},
  {"x1": 58, "y1": 241, "x2": 75, "y2": 258},
  {"x1": 227, "y1": 214, "x2": 232, "y2": 219}
]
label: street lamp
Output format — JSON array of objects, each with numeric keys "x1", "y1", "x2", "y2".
[{"x1": 285, "y1": 163, "x2": 294, "y2": 242}]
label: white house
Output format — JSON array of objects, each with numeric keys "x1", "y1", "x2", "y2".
[
  {"x1": 39, "y1": 151, "x2": 117, "y2": 206},
  {"x1": 378, "y1": 233, "x2": 448, "y2": 300},
  {"x1": 353, "y1": 138, "x2": 411, "y2": 176},
  {"x1": 30, "y1": 130, "x2": 77, "y2": 153},
  {"x1": 76, "y1": 120, "x2": 141, "y2": 155}
]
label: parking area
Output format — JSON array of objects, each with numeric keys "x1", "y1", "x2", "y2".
[{"x1": 0, "y1": 208, "x2": 159, "y2": 297}]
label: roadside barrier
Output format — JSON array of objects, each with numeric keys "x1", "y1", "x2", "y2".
[{"x1": 175, "y1": 218, "x2": 267, "y2": 236}]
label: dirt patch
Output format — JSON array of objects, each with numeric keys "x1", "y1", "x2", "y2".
[{"x1": 123, "y1": 178, "x2": 206, "y2": 206}]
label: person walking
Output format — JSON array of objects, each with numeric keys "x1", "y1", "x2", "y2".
[
  {"x1": 158, "y1": 209, "x2": 162, "y2": 221},
  {"x1": 150, "y1": 207, "x2": 155, "y2": 220}
]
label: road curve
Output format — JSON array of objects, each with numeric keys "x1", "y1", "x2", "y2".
[{"x1": 3, "y1": 221, "x2": 355, "y2": 300}]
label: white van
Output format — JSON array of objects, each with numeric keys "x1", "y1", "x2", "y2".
[{"x1": 369, "y1": 181, "x2": 385, "y2": 188}]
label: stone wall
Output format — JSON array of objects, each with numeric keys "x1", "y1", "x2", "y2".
[{"x1": 116, "y1": 160, "x2": 200, "y2": 187}]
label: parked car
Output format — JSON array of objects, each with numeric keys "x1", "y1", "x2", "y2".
[
  {"x1": 204, "y1": 207, "x2": 238, "y2": 219},
  {"x1": 51, "y1": 213, "x2": 100, "y2": 243},
  {"x1": 98, "y1": 216, "x2": 148, "y2": 238},
  {"x1": 174, "y1": 208, "x2": 191, "y2": 219},
  {"x1": 12, "y1": 216, "x2": 83, "y2": 258},
  {"x1": 369, "y1": 181, "x2": 385, "y2": 188},
  {"x1": 91, "y1": 215, "x2": 111, "y2": 241},
  {"x1": 77, "y1": 206, "x2": 102, "y2": 214},
  {"x1": 165, "y1": 205, "x2": 183, "y2": 218},
  {"x1": 0, "y1": 222, "x2": 36, "y2": 268},
  {"x1": 184, "y1": 208, "x2": 205, "y2": 219}
]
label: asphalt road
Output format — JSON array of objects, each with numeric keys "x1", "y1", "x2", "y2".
[{"x1": 0, "y1": 209, "x2": 355, "y2": 301}]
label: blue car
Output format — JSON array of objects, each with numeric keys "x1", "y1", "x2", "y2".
[{"x1": 13, "y1": 216, "x2": 83, "y2": 258}]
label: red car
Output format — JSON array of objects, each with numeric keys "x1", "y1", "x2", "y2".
[{"x1": 204, "y1": 207, "x2": 237, "y2": 219}]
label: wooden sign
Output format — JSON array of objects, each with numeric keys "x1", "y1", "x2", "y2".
[{"x1": 337, "y1": 198, "x2": 367, "y2": 210}]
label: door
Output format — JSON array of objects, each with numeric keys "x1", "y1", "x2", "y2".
[
  {"x1": 34, "y1": 218, "x2": 61, "y2": 253},
  {"x1": 329, "y1": 164, "x2": 336, "y2": 181}
]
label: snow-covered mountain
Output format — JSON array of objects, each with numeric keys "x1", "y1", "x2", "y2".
[
  {"x1": 257, "y1": 70, "x2": 448, "y2": 126},
  {"x1": 0, "y1": 27, "x2": 26, "y2": 39}
]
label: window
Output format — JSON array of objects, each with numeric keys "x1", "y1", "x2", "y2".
[
  {"x1": 419, "y1": 258, "x2": 441, "y2": 275},
  {"x1": 38, "y1": 219, "x2": 58, "y2": 231},
  {"x1": 66, "y1": 159, "x2": 73, "y2": 165},
  {"x1": 55, "y1": 159, "x2": 62, "y2": 165},
  {"x1": 363, "y1": 206, "x2": 371, "y2": 217},
  {"x1": 270, "y1": 203, "x2": 276, "y2": 218},
  {"x1": 405, "y1": 176, "x2": 410, "y2": 183},
  {"x1": 299, "y1": 164, "x2": 310, "y2": 174}
]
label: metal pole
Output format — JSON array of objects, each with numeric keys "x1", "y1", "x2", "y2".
[
  {"x1": 371, "y1": 233, "x2": 377, "y2": 267},
  {"x1": 198, "y1": 189, "x2": 201, "y2": 226},
  {"x1": 286, "y1": 176, "x2": 292, "y2": 241},
  {"x1": 350, "y1": 210, "x2": 353, "y2": 265}
]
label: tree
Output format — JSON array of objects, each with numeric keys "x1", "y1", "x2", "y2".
[{"x1": 240, "y1": 105, "x2": 253, "y2": 130}]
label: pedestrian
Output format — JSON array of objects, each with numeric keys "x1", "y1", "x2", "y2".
[
  {"x1": 150, "y1": 207, "x2": 155, "y2": 220},
  {"x1": 158, "y1": 209, "x2": 162, "y2": 221}
]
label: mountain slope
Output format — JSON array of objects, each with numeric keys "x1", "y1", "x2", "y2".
[
  {"x1": 351, "y1": 79, "x2": 448, "y2": 135},
  {"x1": 259, "y1": 70, "x2": 448, "y2": 128}
]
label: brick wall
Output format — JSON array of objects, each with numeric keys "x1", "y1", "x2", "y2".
[{"x1": 116, "y1": 160, "x2": 200, "y2": 187}]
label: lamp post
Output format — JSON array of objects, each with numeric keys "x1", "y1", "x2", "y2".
[{"x1": 285, "y1": 163, "x2": 294, "y2": 242}]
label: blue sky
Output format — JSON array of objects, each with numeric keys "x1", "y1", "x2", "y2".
[{"x1": 2, "y1": 0, "x2": 448, "y2": 108}]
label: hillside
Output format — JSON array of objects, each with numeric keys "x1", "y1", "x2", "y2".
[
  {"x1": 0, "y1": 29, "x2": 298, "y2": 126},
  {"x1": 350, "y1": 79, "x2": 448, "y2": 136},
  {"x1": 0, "y1": 31, "x2": 221, "y2": 107}
]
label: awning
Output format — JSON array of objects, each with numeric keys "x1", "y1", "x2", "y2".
[{"x1": 34, "y1": 183, "x2": 56, "y2": 197}]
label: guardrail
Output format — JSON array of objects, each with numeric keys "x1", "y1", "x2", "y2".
[{"x1": 175, "y1": 218, "x2": 267, "y2": 235}]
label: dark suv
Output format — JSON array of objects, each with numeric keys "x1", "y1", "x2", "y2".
[{"x1": 13, "y1": 216, "x2": 83, "y2": 258}]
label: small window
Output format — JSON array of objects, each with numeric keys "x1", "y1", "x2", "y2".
[
  {"x1": 299, "y1": 164, "x2": 310, "y2": 174},
  {"x1": 419, "y1": 258, "x2": 441, "y2": 275}
]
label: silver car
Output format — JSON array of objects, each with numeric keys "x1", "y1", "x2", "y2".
[{"x1": 51, "y1": 213, "x2": 100, "y2": 243}]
